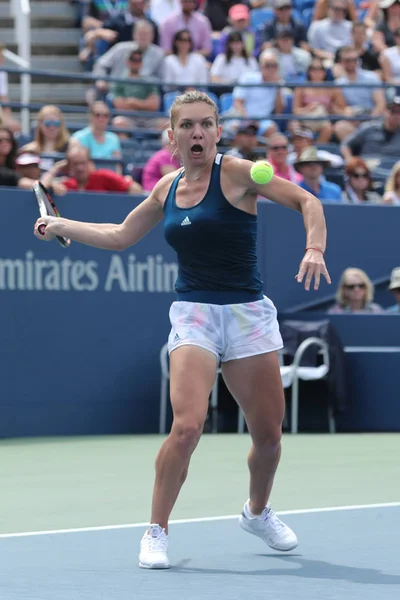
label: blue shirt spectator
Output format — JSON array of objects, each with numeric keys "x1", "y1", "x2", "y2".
[
  {"x1": 71, "y1": 102, "x2": 121, "y2": 160},
  {"x1": 294, "y1": 147, "x2": 343, "y2": 203}
]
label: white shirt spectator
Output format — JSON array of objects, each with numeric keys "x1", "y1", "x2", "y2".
[
  {"x1": 233, "y1": 71, "x2": 279, "y2": 117},
  {"x1": 308, "y1": 18, "x2": 352, "y2": 54},
  {"x1": 336, "y1": 69, "x2": 382, "y2": 112},
  {"x1": 382, "y1": 46, "x2": 400, "y2": 84},
  {"x1": 210, "y1": 54, "x2": 259, "y2": 84},
  {"x1": 149, "y1": 0, "x2": 181, "y2": 26},
  {"x1": 162, "y1": 53, "x2": 209, "y2": 86}
]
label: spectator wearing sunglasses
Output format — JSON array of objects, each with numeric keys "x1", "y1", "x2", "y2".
[
  {"x1": 329, "y1": 267, "x2": 383, "y2": 313},
  {"x1": 343, "y1": 158, "x2": 382, "y2": 203},
  {"x1": 266, "y1": 133, "x2": 303, "y2": 183},
  {"x1": 162, "y1": 29, "x2": 209, "y2": 90},
  {"x1": 387, "y1": 267, "x2": 400, "y2": 313},
  {"x1": 20, "y1": 105, "x2": 70, "y2": 172},
  {"x1": 159, "y1": 0, "x2": 212, "y2": 57},
  {"x1": 72, "y1": 101, "x2": 121, "y2": 160}
]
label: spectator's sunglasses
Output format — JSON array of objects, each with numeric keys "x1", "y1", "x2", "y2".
[
  {"x1": 129, "y1": 55, "x2": 143, "y2": 62},
  {"x1": 177, "y1": 35, "x2": 191, "y2": 42},
  {"x1": 43, "y1": 120, "x2": 61, "y2": 127},
  {"x1": 92, "y1": 112, "x2": 110, "y2": 118},
  {"x1": 344, "y1": 283, "x2": 366, "y2": 290},
  {"x1": 349, "y1": 171, "x2": 369, "y2": 179},
  {"x1": 270, "y1": 144, "x2": 288, "y2": 151}
]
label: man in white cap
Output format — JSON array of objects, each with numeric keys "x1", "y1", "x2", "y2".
[{"x1": 387, "y1": 267, "x2": 400, "y2": 313}]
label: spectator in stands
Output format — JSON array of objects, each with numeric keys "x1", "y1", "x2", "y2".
[
  {"x1": 225, "y1": 122, "x2": 260, "y2": 161},
  {"x1": 386, "y1": 267, "x2": 400, "y2": 312},
  {"x1": 82, "y1": 0, "x2": 128, "y2": 33},
  {"x1": 111, "y1": 115, "x2": 135, "y2": 139},
  {"x1": 329, "y1": 267, "x2": 383, "y2": 313},
  {"x1": 333, "y1": 22, "x2": 381, "y2": 77},
  {"x1": 294, "y1": 146, "x2": 343, "y2": 202},
  {"x1": 342, "y1": 157, "x2": 382, "y2": 203},
  {"x1": 380, "y1": 27, "x2": 400, "y2": 84},
  {"x1": 292, "y1": 58, "x2": 347, "y2": 142},
  {"x1": 100, "y1": 0, "x2": 158, "y2": 46},
  {"x1": 20, "y1": 105, "x2": 70, "y2": 172},
  {"x1": 312, "y1": 0, "x2": 357, "y2": 22},
  {"x1": 162, "y1": 29, "x2": 209, "y2": 89},
  {"x1": 80, "y1": 0, "x2": 129, "y2": 67},
  {"x1": 341, "y1": 96, "x2": 400, "y2": 160},
  {"x1": 92, "y1": 19, "x2": 164, "y2": 101},
  {"x1": 149, "y1": 0, "x2": 181, "y2": 26},
  {"x1": 383, "y1": 159, "x2": 400, "y2": 204},
  {"x1": 15, "y1": 153, "x2": 41, "y2": 181},
  {"x1": 72, "y1": 102, "x2": 121, "y2": 160},
  {"x1": 0, "y1": 43, "x2": 20, "y2": 133},
  {"x1": 232, "y1": 49, "x2": 283, "y2": 137},
  {"x1": 159, "y1": 0, "x2": 212, "y2": 56},
  {"x1": 266, "y1": 133, "x2": 302, "y2": 182},
  {"x1": 262, "y1": 0, "x2": 309, "y2": 51},
  {"x1": 287, "y1": 127, "x2": 344, "y2": 167},
  {"x1": 210, "y1": 31, "x2": 259, "y2": 86},
  {"x1": 215, "y1": 4, "x2": 259, "y2": 57},
  {"x1": 204, "y1": 0, "x2": 243, "y2": 32},
  {"x1": 307, "y1": 0, "x2": 353, "y2": 63},
  {"x1": 333, "y1": 46, "x2": 386, "y2": 142},
  {"x1": 372, "y1": 0, "x2": 400, "y2": 55},
  {"x1": 42, "y1": 146, "x2": 142, "y2": 194},
  {"x1": 272, "y1": 30, "x2": 311, "y2": 81},
  {"x1": 142, "y1": 129, "x2": 181, "y2": 191},
  {"x1": 111, "y1": 48, "x2": 161, "y2": 119},
  {"x1": 0, "y1": 127, "x2": 36, "y2": 189}
]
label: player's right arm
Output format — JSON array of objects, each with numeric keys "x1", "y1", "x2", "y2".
[{"x1": 34, "y1": 184, "x2": 165, "y2": 250}]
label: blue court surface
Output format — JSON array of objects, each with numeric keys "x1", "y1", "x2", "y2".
[{"x1": 1, "y1": 504, "x2": 400, "y2": 599}]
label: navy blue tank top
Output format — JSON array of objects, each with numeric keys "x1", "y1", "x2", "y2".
[{"x1": 163, "y1": 153, "x2": 263, "y2": 304}]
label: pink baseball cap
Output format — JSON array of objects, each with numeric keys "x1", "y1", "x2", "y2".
[{"x1": 229, "y1": 4, "x2": 250, "y2": 20}]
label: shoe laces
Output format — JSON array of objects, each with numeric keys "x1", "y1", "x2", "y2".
[
  {"x1": 262, "y1": 506, "x2": 285, "y2": 532},
  {"x1": 147, "y1": 528, "x2": 168, "y2": 553}
]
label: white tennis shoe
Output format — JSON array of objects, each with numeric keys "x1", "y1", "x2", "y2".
[
  {"x1": 139, "y1": 524, "x2": 171, "y2": 569},
  {"x1": 239, "y1": 500, "x2": 298, "y2": 551}
]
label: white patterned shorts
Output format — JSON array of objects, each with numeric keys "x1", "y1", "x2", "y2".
[{"x1": 167, "y1": 296, "x2": 283, "y2": 362}]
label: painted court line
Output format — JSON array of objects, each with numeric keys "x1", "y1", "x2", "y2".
[{"x1": 1, "y1": 501, "x2": 399, "y2": 540}]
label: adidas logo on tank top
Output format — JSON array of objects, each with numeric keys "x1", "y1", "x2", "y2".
[{"x1": 181, "y1": 216, "x2": 191, "y2": 226}]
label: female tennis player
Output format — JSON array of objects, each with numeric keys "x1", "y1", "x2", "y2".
[{"x1": 34, "y1": 91, "x2": 331, "y2": 570}]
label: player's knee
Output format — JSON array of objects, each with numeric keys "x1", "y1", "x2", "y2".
[
  {"x1": 171, "y1": 420, "x2": 204, "y2": 454},
  {"x1": 254, "y1": 426, "x2": 282, "y2": 451}
]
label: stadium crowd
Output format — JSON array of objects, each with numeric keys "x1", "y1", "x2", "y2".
[{"x1": 0, "y1": 0, "x2": 399, "y2": 311}]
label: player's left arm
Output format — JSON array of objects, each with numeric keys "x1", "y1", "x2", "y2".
[{"x1": 228, "y1": 157, "x2": 331, "y2": 291}]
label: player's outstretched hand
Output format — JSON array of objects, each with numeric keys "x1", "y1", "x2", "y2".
[
  {"x1": 34, "y1": 216, "x2": 57, "y2": 242},
  {"x1": 296, "y1": 249, "x2": 331, "y2": 291}
]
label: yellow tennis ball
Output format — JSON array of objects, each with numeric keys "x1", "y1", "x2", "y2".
[{"x1": 250, "y1": 161, "x2": 274, "y2": 185}]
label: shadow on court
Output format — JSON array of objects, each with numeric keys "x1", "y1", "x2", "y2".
[{"x1": 173, "y1": 554, "x2": 400, "y2": 586}]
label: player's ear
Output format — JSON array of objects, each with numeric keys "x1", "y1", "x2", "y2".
[{"x1": 216, "y1": 124, "x2": 223, "y2": 144}]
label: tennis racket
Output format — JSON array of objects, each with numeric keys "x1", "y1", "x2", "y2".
[{"x1": 33, "y1": 181, "x2": 70, "y2": 248}]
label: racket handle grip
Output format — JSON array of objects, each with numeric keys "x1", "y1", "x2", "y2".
[{"x1": 38, "y1": 223, "x2": 46, "y2": 236}]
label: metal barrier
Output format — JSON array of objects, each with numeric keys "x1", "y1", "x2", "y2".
[{"x1": 9, "y1": 0, "x2": 31, "y2": 134}]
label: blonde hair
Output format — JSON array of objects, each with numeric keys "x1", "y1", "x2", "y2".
[
  {"x1": 336, "y1": 267, "x2": 374, "y2": 307},
  {"x1": 35, "y1": 105, "x2": 70, "y2": 152},
  {"x1": 384, "y1": 160, "x2": 400, "y2": 194},
  {"x1": 170, "y1": 91, "x2": 219, "y2": 129}
]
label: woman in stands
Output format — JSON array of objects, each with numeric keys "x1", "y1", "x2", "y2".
[
  {"x1": 210, "y1": 31, "x2": 259, "y2": 87},
  {"x1": 0, "y1": 126, "x2": 36, "y2": 189},
  {"x1": 329, "y1": 268, "x2": 383, "y2": 313},
  {"x1": 383, "y1": 159, "x2": 400, "y2": 204},
  {"x1": 34, "y1": 90, "x2": 330, "y2": 570},
  {"x1": 292, "y1": 58, "x2": 347, "y2": 142},
  {"x1": 71, "y1": 101, "x2": 121, "y2": 161},
  {"x1": 162, "y1": 29, "x2": 209, "y2": 90},
  {"x1": 20, "y1": 105, "x2": 70, "y2": 172},
  {"x1": 342, "y1": 158, "x2": 382, "y2": 204}
]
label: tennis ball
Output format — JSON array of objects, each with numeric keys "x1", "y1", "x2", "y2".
[{"x1": 250, "y1": 161, "x2": 274, "y2": 185}]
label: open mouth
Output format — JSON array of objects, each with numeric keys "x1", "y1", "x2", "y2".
[{"x1": 190, "y1": 144, "x2": 203, "y2": 157}]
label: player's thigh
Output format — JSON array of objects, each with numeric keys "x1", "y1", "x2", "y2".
[
  {"x1": 169, "y1": 345, "x2": 219, "y2": 430},
  {"x1": 221, "y1": 351, "x2": 285, "y2": 445}
]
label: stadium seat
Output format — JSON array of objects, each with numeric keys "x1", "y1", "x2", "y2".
[
  {"x1": 301, "y1": 7, "x2": 314, "y2": 29},
  {"x1": 250, "y1": 8, "x2": 274, "y2": 29},
  {"x1": 294, "y1": 0, "x2": 315, "y2": 11},
  {"x1": 219, "y1": 93, "x2": 233, "y2": 113},
  {"x1": 163, "y1": 91, "x2": 179, "y2": 114}
]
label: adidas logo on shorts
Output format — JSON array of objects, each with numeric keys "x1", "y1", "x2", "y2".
[
  {"x1": 181, "y1": 216, "x2": 191, "y2": 226},
  {"x1": 173, "y1": 333, "x2": 180, "y2": 342}
]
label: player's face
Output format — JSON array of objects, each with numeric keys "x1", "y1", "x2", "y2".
[{"x1": 171, "y1": 102, "x2": 222, "y2": 164}]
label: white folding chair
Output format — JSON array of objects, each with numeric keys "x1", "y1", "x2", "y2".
[
  {"x1": 280, "y1": 337, "x2": 333, "y2": 434},
  {"x1": 159, "y1": 343, "x2": 222, "y2": 434}
]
